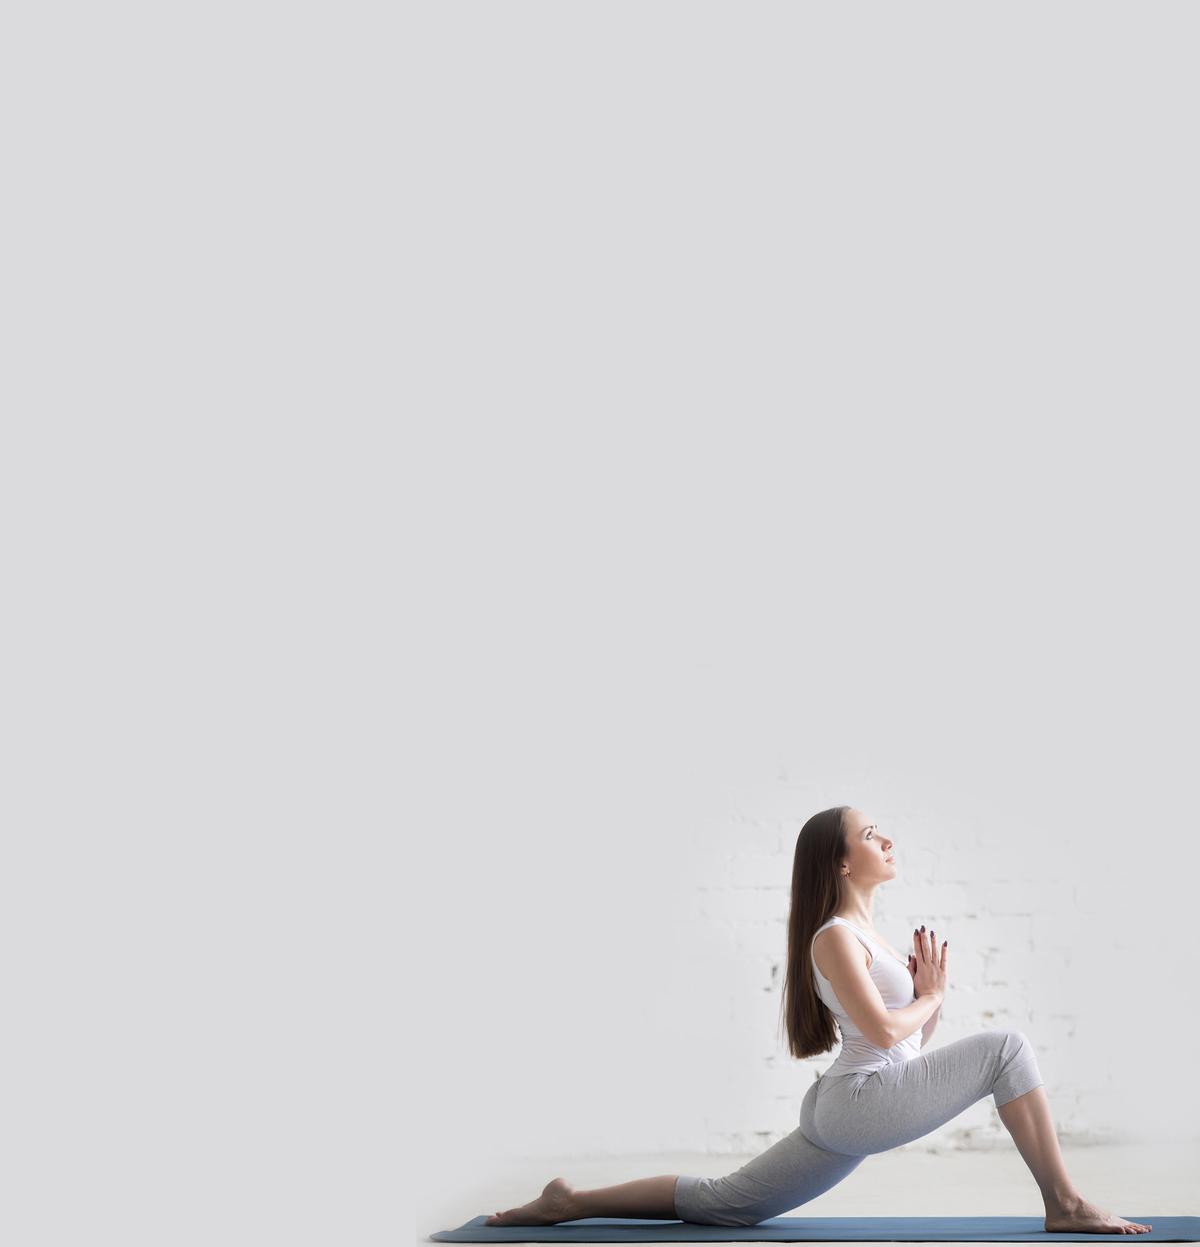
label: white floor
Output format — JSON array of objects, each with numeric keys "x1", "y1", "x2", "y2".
[{"x1": 417, "y1": 1142, "x2": 1199, "y2": 1246}]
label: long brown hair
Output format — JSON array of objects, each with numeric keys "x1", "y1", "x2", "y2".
[{"x1": 778, "y1": 805, "x2": 852, "y2": 1059}]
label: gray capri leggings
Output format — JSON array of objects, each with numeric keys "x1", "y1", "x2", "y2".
[{"x1": 674, "y1": 1028, "x2": 1044, "y2": 1227}]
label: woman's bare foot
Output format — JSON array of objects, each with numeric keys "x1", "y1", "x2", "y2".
[
  {"x1": 1044, "y1": 1197, "x2": 1151, "y2": 1235},
  {"x1": 485, "y1": 1178, "x2": 579, "y2": 1227}
]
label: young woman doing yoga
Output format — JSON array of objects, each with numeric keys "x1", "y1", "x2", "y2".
[{"x1": 485, "y1": 806, "x2": 1150, "y2": 1235}]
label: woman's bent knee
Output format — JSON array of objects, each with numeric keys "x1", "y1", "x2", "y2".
[{"x1": 989, "y1": 1028, "x2": 1044, "y2": 1107}]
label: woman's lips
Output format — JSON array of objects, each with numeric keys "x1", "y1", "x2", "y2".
[{"x1": 886, "y1": 856, "x2": 895, "y2": 863}]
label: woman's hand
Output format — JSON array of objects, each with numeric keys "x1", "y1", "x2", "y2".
[{"x1": 908, "y1": 925, "x2": 947, "y2": 998}]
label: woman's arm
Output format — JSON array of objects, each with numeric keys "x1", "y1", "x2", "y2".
[
  {"x1": 883, "y1": 991, "x2": 943, "y2": 1047},
  {"x1": 905, "y1": 941, "x2": 945, "y2": 1047}
]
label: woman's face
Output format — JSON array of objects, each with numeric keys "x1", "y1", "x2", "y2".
[{"x1": 842, "y1": 810, "x2": 897, "y2": 879}]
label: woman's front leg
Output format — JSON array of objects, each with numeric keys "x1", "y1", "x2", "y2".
[{"x1": 997, "y1": 1086, "x2": 1151, "y2": 1235}]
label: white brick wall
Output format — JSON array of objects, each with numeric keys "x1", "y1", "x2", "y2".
[
  {"x1": 653, "y1": 785, "x2": 1192, "y2": 1156},
  {"x1": 425, "y1": 776, "x2": 1191, "y2": 1169}
]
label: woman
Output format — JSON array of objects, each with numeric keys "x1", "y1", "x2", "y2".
[{"x1": 486, "y1": 806, "x2": 1150, "y2": 1235}]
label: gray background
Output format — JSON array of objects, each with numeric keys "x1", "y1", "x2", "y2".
[{"x1": 1, "y1": 3, "x2": 1195, "y2": 1247}]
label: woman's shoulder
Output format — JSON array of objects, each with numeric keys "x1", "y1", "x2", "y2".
[
  {"x1": 827, "y1": 915, "x2": 889, "y2": 946},
  {"x1": 812, "y1": 922, "x2": 873, "y2": 977}
]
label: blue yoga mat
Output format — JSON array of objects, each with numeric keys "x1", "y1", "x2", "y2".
[{"x1": 429, "y1": 1215, "x2": 1199, "y2": 1242}]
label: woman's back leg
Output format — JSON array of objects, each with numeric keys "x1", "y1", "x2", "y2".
[{"x1": 675, "y1": 1116, "x2": 864, "y2": 1226}]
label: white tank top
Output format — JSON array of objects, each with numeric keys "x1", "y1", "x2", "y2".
[{"x1": 810, "y1": 916, "x2": 922, "y2": 1076}]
